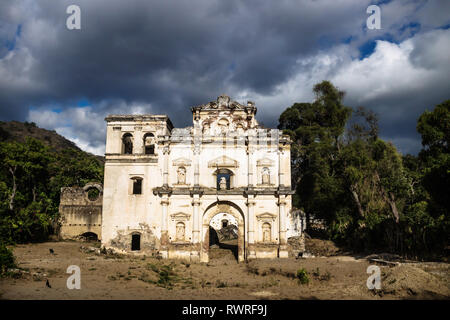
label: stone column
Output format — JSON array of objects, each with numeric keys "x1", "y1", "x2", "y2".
[
  {"x1": 247, "y1": 133, "x2": 255, "y2": 187},
  {"x1": 194, "y1": 155, "x2": 200, "y2": 186},
  {"x1": 278, "y1": 195, "x2": 288, "y2": 258},
  {"x1": 133, "y1": 127, "x2": 143, "y2": 154},
  {"x1": 193, "y1": 131, "x2": 201, "y2": 186},
  {"x1": 278, "y1": 148, "x2": 284, "y2": 187},
  {"x1": 192, "y1": 196, "x2": 200, "y2": 243},
  {"x1": 160, "y1": 196, "x2": 169, "y2": 258},
  {"x1": 247, "y1": 196, "x2": 256, "y2": 259},
  {"x1": 163, "y1": 145, "x2": 169, "y2": 186}
]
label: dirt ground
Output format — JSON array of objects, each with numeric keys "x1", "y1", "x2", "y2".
[{"x1": 1, "y1": 241, "x2": 449, "y2": 300}]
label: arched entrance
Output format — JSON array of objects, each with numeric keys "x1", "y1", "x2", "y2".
[
  {"x1": 201, "y1": 201, "x2": 245, "y2": 263},
  {"x1": 79, "y1": 232, "x2": 98, "y2": 241}
]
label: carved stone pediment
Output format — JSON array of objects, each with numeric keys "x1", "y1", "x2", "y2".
[
  {"x1": 208, "y1": 155, "x2": 239, "y2": 168},
  {"x1": 172, "y1": 157, "x2": 192, "y2": 167},
  {"x1": 170, "y1": 212, "x2": 190, "y2": 221},
  {"x1": 217, "y1": 94, "x2": 231, "y2": 108},
  {"x1": 257, "y1": 158, "x2": 275, "y2": 167},
  {"x1": 192, "y1": 95, "x2": 247, "y2": 111},
  {"x1": 256, "y1": 212, "x2": 277, "y2": 222}
]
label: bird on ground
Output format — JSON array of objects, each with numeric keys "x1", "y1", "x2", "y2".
[
  {"x1": 49, "y1": 248, "x2": 54, "y2": 254},
  {"x1": 46, "y1": 279, "x2": 51, "y2": 288}
]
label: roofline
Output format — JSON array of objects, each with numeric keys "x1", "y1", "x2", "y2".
[{"x1": 105, "y1": 114, "x2": 174, "y2": 130}]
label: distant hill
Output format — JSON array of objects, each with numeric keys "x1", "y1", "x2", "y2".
[{"x1": 0, "y1": 121, "x2": 104, "y2": 163}]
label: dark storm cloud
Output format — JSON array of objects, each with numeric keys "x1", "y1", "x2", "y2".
[
  {"x1": 0, "y1": 0, "x2": 371, "y2": 123},
  {"x1": 0, "y1": 0, "x2": 449, "y2": 155}
]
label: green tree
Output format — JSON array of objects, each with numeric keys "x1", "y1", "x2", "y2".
[
  {"x1": 417, "y1": 100, "x2": 450, "y2": 213},
  {"x1": 0, "y1": 136, "x2": 104, "y2": 244},
  {"x1": 279, "y1": 81, "x2": 413, "y2": 253},
  {"x1": 278, "y1": 81, "x2": 351, "y2": 213}
]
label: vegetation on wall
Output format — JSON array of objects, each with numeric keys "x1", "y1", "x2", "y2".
[{"x1": 279, "y1": 81, "x2": 449, "y2": 258}]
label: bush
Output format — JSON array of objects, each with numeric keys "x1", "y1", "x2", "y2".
[
  {"x1": 296, "y1": 268, "x2": 309, "y2": 284},
  {"x1": 0, "y1": 243, "x2": 16, "y2": 275}
]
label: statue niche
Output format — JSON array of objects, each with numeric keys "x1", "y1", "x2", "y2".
[
  {"x1": 262, "y1": 167, "x2": 270, "y2": 185},
  {"x1": 177, "y1": 166, "x2": 186, "y2": 184},
  {"x1": 176, "y1": 222, "x2": 185, "y2": 241},
  {"x1": 262, "y1": 222, "x2": 271, "y2": 242},
  {"x1": 203, "y1": 123, "x2": 210, "y2": 135},
  {"x1": 218, "y1": 118, "x2": 229, "y2": 134}
]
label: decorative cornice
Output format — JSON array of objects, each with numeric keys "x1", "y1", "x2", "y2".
[
  {"x1": 172, "y1": 157, "x2": 192, "y2": 167},
  {"x1": 256, "y1": 212, "x2": 277, "y2": 221},
  {"x1": 256, "y1": 157, "x2": 275, "y2": 167},
  {"x1": 208, "y1": 155, "x2": 239, "y2": 168},
  {"x1": 170, "y1": 212, "x2": 190, "y2": 221}
]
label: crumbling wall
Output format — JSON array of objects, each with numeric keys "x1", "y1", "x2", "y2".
[
  {"x1": 287, "y1": 208, "x2": 306, "y2": 238},
  {"x1": 109, "y1": 223, "x2": 159, "y2": 254},
  {"x1": 59, "y1": 182, "x2": 103, "y2": 240}
]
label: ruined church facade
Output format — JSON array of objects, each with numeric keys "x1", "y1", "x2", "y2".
[{"x1": 101, "y1": 95, "x2": 295, "y2": 262}]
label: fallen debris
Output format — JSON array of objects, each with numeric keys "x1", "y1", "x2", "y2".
[
  {"x1": 367, "y1": 258, "x2": 400, "y2": 267},
  {"x1": 304, "y1": 238, "x2": 341, "y2": 257},
  {"x1": 381, "y1": 265, "x2": 450, "y2": 298}
]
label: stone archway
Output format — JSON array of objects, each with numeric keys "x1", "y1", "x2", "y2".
[{"x1": 201, "y1": 201, "x2": 245, "y2": 263}]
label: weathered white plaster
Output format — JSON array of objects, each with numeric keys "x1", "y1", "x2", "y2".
[{"x1": 101, "y1": 95, "x2": 295, "y2": 261}]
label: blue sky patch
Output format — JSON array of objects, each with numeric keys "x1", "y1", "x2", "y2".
[{"x1": 77, "y1": 99, "x2": 91, "y2": 107}]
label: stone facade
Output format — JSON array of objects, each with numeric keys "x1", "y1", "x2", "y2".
[
  {"x1": 59, "y1": 182, "x2": 103, "y2": 240},
  {"x1": 101, "y1": 95, "x2": 296, "y2": 262}
]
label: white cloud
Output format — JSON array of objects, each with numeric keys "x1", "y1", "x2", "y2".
[
  {"x1": 236, "y1": 28, "x2": 450, "y2": 154},
  {"x1": 27, "y1": 100, "x2": 154, "y2": 155}
]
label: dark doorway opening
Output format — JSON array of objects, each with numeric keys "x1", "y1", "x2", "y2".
[
  {"x1": 208, "y1": 225, "x2": 238, "y2": 261},
  {"x1": 145, "y1": 145, "x2": 155, "y2": 155},
  {"x1": 131, "y1": 234, "x2": 141, "y2": 251},
  {"x1": 80, "y1": 232, "x2": 98, "y2": 241}
]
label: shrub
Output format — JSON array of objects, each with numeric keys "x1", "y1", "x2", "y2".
[
  {"x1": 0, "y1": 243, "x2": 16, "y2": 275},
  {"x1": 296, "y1": 268, "x2": 309, "y2": 284}
]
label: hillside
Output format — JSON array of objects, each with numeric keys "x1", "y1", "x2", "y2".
[
  {"x1": 0, "y1": 121, "x2": 104, "y2": 163},
  {"x1": 0, "y1": 120, "x2": 105, "y2": 244}
]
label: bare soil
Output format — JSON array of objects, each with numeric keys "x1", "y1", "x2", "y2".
[{"x1": 1, "y1": 241, "x2": 449, "y2": 300}]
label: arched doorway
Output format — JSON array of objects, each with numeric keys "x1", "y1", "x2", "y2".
[
  {"x1": 80, "y1": 232, "x2": 98, "y2": 241},
  {"x1": 201, "y1": 201, "x2": 245, "y2": 263}
]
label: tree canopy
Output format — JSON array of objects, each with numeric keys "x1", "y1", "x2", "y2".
[
  {"x1": 279, "y1": 81, "x2": 449, "y2": 257},
  {"x1": 0, "y1": 137, "x2": 103, "y2": 244}
]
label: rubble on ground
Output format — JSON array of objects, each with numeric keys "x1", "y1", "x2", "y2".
[
  {"x1": 305, "y1": 238, "x2": 341, "y2": 257},
  {"x1": 287, "y1": 235, "x2": 305, "y2": 258},
  {"x1": 380, "y1": 265, "x2": 450, "y2": 298}
]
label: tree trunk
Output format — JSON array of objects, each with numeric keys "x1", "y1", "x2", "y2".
[
  {"x1": 8, "y1": 166, "x2": 17, "y2": 211},
  {"x1": 388, "y1": 192, "x2": 400, "y2": 223},
  {"x1": 32, "y1": 186, "x2": 36, "y2": 202},
  {"x1": 350, "y1": 184, "x2": 364, "y2": 218},
  {"x1": 375, "y1": 172, "x2": 399, "y2": 223}
]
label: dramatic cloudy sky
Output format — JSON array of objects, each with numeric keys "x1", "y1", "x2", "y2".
[{"x1": 0, "y1": 0, "x2": 449, "y2": 155}]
